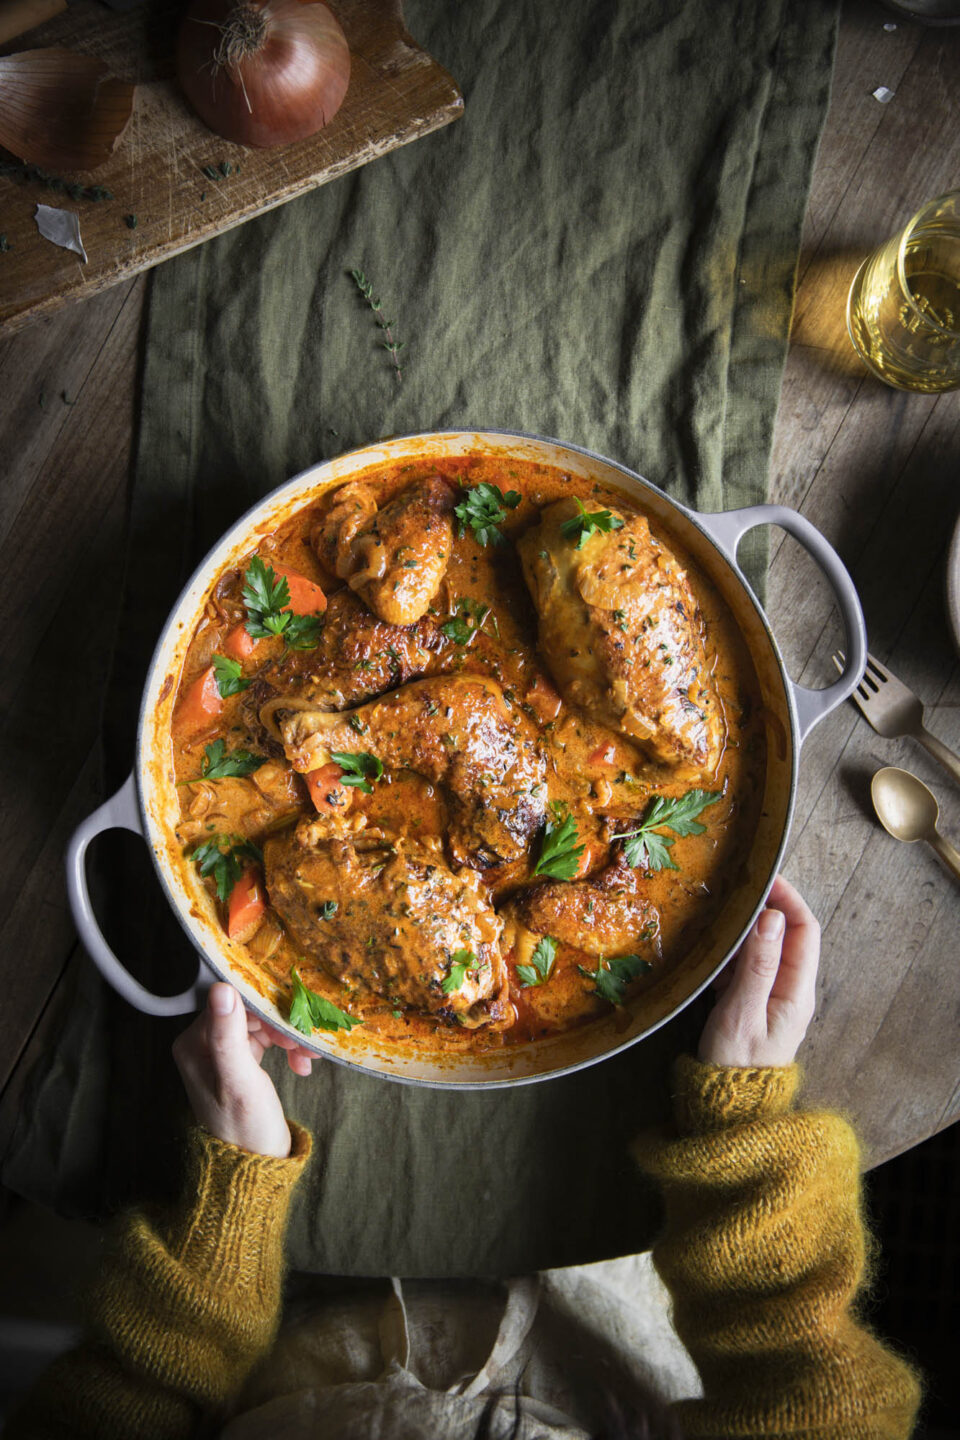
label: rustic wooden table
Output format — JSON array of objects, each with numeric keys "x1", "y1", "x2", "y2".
[
  {"x1": 1, "y1": 0, "x2": 958, "y2": 1174},
  {"x1": 0, "y1": 0, "x2": 462, "y2": 328}
]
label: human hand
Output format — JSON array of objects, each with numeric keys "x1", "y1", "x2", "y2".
[
  {"x1": 172, "y1": 983, "x2": 315, "y2": 1158},
  {"x1": 697, "y1": 874, "x2": 820, "y2": 1068}
]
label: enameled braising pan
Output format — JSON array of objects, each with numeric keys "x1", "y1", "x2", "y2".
[{"x1": 67, "y1": 430, "x2": 866, "y2": 1088}]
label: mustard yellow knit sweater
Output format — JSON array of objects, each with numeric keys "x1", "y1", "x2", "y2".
[{"x1": 7, "y1": 1060, "x2": 922, "y2": 1439}]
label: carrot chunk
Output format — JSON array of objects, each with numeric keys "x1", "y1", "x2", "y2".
[
  {"x1": 588, "y1": 740, "x2": 617, "y2": 767},
  {"x1": 305, "y1": 762, "x2": 352, "y2": 815},
  {"x1": 227, "y1": 867, "x2": 266, "y2": 941},
  {"x1": 272, "y1": 563, "x2": 327, "y2": 616},
  {"x1": 526, "y1": 673, "x2": 563, "y2": 724},
  {"x1": 222, "y1": 623, "x2": 258, "y2": 662},
  {"x1": 175, "y1": 666, "x2": 222, "y2": 733}
]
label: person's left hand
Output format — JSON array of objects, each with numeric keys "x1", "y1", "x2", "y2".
[{"x1": 172, "y1": 984, "x2": 315, "y2": 1158}]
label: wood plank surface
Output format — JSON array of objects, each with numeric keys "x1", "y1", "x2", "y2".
[
  {"x1": 766, "y1": 0, "x2": 960, "y2": 1166},
  {"x1": 0, "y1": 0, "x2": 462, "y2": 331},
  {"x1": 0, "y1": 0, "x2": 958, "y2": 1177}
]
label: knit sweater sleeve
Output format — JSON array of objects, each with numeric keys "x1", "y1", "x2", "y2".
[
  {"x1": 632, "y1": 1056, "x2": 922, "y2": 1440},
  {"x1": 5, "y1": 1122, "x2": 311, "y2": 1440}
]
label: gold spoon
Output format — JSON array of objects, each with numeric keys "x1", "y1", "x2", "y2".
[{"x1": 871, "y1": 767, "x2": 960, "y2": 885}]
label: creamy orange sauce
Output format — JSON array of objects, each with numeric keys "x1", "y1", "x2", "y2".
[{"x1": 168, "y1": 457, "x2": 766, "y2": 1053}]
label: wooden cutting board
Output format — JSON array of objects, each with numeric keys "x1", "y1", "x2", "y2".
[{"x1": 0, "y1": 0, "x2": 462, "y2": 331}]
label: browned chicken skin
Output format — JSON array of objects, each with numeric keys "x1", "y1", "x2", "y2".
[
  {"x1": 279, "y1": 676, "x2": 548, "y2": 866},
  {"x1": 264, "y1": 825, "x2": 511, "y2": 1028},
  {"x1": 518, "y1": 500, "x2": 725, "y2": 778},
  {"x1": 508, "y1": 854, "x2": 660, "y2": 958},
  {"x1": 314, "y1": 475, "x2": 456, "y2": 626},
  {"x1": 244, "y1": 589, "x2": 448, "y2": 751}
]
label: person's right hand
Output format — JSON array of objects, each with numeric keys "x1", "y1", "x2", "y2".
[{"x1": 697, "y1": 874, "x2": 820, "y2": 1068}]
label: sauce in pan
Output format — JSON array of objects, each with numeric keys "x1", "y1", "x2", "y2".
[{"x1": 168, "y1": 457, "x2": 766, "y2": 1054}]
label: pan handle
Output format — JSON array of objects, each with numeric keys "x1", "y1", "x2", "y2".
[
  {"x1": 695, "y1": 503, "x2": 867, "y2": 745},
  {"x1": 66, "y1": 773, "x2": 210, "y2": 1016}
]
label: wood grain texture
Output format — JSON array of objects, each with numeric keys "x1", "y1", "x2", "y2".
[
  {"x1": 0, "y1": 0, "x2": 462, "y2": 331},
  {"x1": 767, "y1": 0, "x2": 960, "y2": 1165},
  {"x1": 0, "y1": 0, "x2": 958, "y2": 1173}
]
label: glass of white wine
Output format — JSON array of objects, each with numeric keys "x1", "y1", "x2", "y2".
[{"x1": 847, "y1": 190, "x2": 960, "y2": 393}]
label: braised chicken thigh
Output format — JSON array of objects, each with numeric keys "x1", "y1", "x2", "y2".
[
  {"x1": 314, "y1": 475, "x2": 455, "y2": 626},
  {"x1": 280, "y1": 676, "x2": 547, "y2": 865},
  {"x1": 518, "y1": 500, "x2": 724, "y2": 778},
  {"x1": 265, "y1": 825, "x2": 511, "y2": 1028},
  {"x1": 509, "y1": 855, "x2": 659, "y2": 958},
  {"x1": 245, "y1": 588, "x2": 448, "y2": 749}
]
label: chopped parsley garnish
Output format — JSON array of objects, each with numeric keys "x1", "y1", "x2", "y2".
[
  {"x1": 516, "y1": 935, "x2": 557, "y2": 988},
  {"x1": 619, "y1": 789, "x2": 721, "y2": 872},
  {"x1": 212, "y1": 653, "x2": 250, "y2": 698},
  {"x1": 199, "y1": 739, "x2": 263, "y2": 780},
  {"x1": 289, "y1": 967, "x2": 362, "y2": 1036},
  {"x1": 454, "y1": 482, "x2": 521, "y2": 547},
  {"x1": 329, "y1": 750, "x2": 384, "y2": 794},
  {"x1": 578, "y1": 953, "x2": 651, "y2": 1006},
  {"x1": 242, "y1": 556, "x2": 321, "y2": 651},
  {"x1": 441, "y1": 596, "x2": 490, "y2": 645},
  {"x1": 531, "y1": 810, "x2": 586, "y2": 880},
  {"x1": 442, "y1": 947, "x2": 478, "y2": 994},
  {"x1": 190, "y1": 834, "x2": 262, "y2": 903},
  {"x1": 319, "y1": 900, "x2": 338, "y2": 919},
  {"x1": 560, "y1": 498, "x2": 624, "y2": 549}
]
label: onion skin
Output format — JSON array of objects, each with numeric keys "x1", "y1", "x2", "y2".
[
  {"x1": 176, "y1": 0, "x2": 350, "y2": 149},
  {"x1": 0, "y1": 48, "x2": 134, "y2": 171}
]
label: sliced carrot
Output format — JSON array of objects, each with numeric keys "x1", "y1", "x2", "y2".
[
  {"x1": 227, "y1": 867, "x2": 267, "y2": 941},
  {"x1": 222, "y1": 622, "x2": 258, "y2": 662},
  {"x1": 305, "y1": 762, "x2": 352, "y2": 816},
  {"x1": 526, "y1": 673, "x2": 562, "y2": 724},
  {"x1": 175, "y1": 666, "x2": 222, "y2": 733},
  {"x1": 572, "y1": 840, "x2": 599, "y2": 880},
  {"x1": 271, "y1": 563, "x2": 327, "y2": 616},
  {"x1": 588, "y1": 740, "x2": 617, "y2": 767}
]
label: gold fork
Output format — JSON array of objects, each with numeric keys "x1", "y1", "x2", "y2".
[{"x1": 833, "y1": 650, "x2": 960, "y2": 788}]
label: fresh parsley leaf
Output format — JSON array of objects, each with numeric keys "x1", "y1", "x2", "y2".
[
  {"x1": 578, "y1": 953, "x2": 651, "y2": 1006},
  {"x1": 190, "y1": 834, "x2": 262, "y2": 903},
  {"x1": 441, "y1": 596, "x2": 490, "y2": 646},
  {"x1": 623, "y1": 828, "x2": 678, "y2": 872},
  {"x1": 289, "y1": 967, "x2": 362, "y2": 1036},
  {"x1": 212, "y1": 653, "x2": 251, "y2": 699},
  {"x1": 284, "y1": 612, "x2": 323, "y2": 650},
  {"x1": 442, "y1": 947, "x2": 478, "y2": 994},
  {"x1": 441, "y1": 614, "x2": 473, "y2": 645},
  {"x1": 243, "y1": 555, "x2": 290, "y2": 617},
  {"x1": 330, "y1": 750, "x2": 385, "y2": 795},
  {"x1": 200, "y1": 740, "x2": 263, "y2": 780},
  {"x1": 242, "y1": 556, "x2": 321, "y2": 651},
  {"x1": 454, "y1": 482, "x2": 521, "y2": 547},
  {"x1": 516, "y1": 934, "x2": 557, "y2": 988},
  {"x1": 559, "y1": 498, "x2": 625, "y2": 549},
  {"x1": 532, "y1": 811, "x2": 586, "y2": 880},
  {"x1": 619, "y1": 789, "x2": 720, "y2": 871}
]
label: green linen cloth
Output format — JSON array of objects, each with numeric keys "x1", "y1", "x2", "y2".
[{"x1": 4, "y1": 0, "x2": 838, "y2": 1277}]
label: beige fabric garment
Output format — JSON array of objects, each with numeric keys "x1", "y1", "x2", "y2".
[{"x1": 223, "y1": 1255, "x2": 702, "y2": 1438}]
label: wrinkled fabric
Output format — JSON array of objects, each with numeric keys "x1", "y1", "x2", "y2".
[
  {"x1": 221, "y1": 1256, "x2": 701, "y2": 1438},
  {"x1": 3, "y1": 0, "x2": 839, "y2": 1276}
]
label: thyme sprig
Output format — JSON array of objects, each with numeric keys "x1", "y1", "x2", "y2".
[
  {"x1": 0, "y1": 160, "x2": 112, "y2": 202},
  {"x1": 350, "y1": 268, "x2": 404, "y2": 383}
]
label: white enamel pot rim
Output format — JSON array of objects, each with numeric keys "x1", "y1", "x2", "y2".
[{"x1": 66, "y1": 428, "x2": 867, "y2": 1089}]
